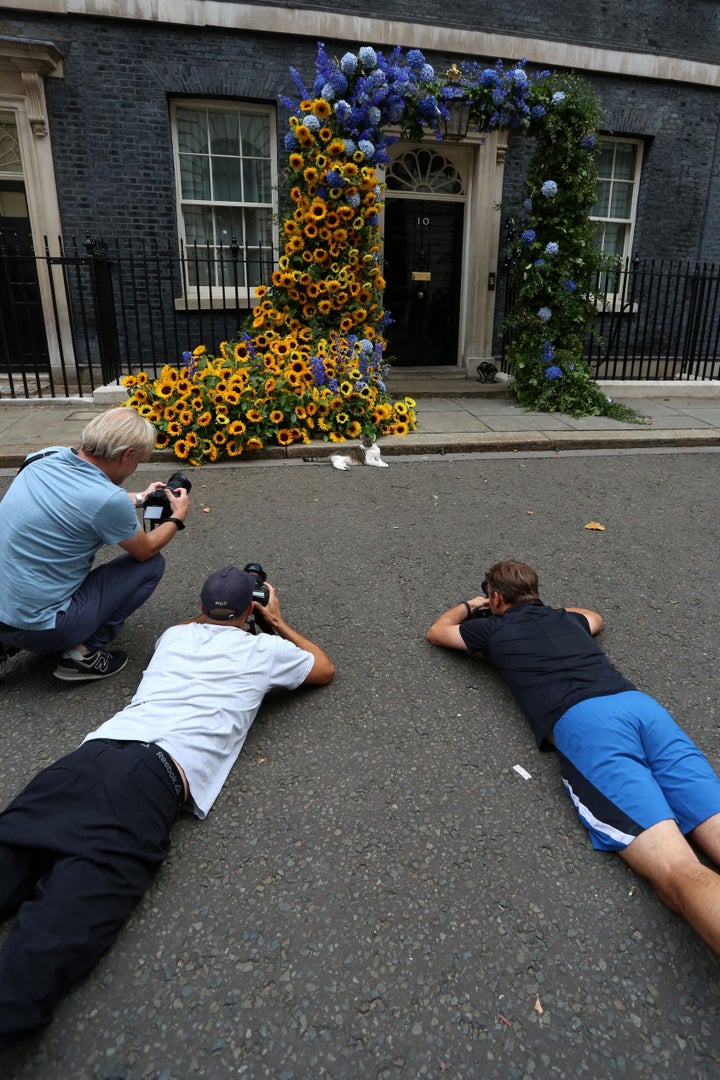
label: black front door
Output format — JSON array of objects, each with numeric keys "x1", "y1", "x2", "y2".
[
  {"x1": 383, "y1": 198, "x2": 464, "y2": 366},
  {"x1": 0, "y1": 181, "x2": 50, "y2": 374}
]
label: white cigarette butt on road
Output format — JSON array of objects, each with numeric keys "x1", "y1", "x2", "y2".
[{"x1": 513, "y1": 765, "x2": 532, "y2": 781}]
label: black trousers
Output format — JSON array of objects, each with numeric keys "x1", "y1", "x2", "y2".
[{"x1": 0, "y1": 739, "x2": 184, "y2": 1045}]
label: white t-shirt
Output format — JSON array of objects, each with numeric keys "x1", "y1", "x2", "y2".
[{"x1": 83, "y1": 622, "x2": 314, "y2": 817}]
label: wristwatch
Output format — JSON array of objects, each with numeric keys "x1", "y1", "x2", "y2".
[{"x1": 167, "y1": 517, "x2": 185, "y2": 531}]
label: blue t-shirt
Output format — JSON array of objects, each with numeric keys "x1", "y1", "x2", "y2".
[
  {"x1": 0, "y1": 447, "x2": 139, "y2": 630},
  {"x1": 459, "y1": 602, "x2": 636, "y2": 747}
]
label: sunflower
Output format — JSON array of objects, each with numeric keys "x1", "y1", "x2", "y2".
[
  {"x1": 318, "y1": 299, "x2": 332, "y2": 315},
  {"x1": 246, "y1": 408, "x2": 263, "y2": 423},
  {"x1": 155, "y1": 431, "x2": 171, "y2": 448},
  {"x1": 167, "y1": 421, "x2": 182, "y2": 436},
  {"x1": 192, "y1": 345, "x2": 206, "y2": 358},
  {"x1": 122, "y1": 375, "x2": 137, "y2": 388},
  {"x1": 225, "y1": 439, "x2": 243, "y2": 457},
  {"x1": 270, "y1": 409, "x2": 284, "y2": 424},
  {"x1": 328, "y1": 139, "x2": 346, "y2": 158},
  {"x1": 394, "y1": 421, "x2": 409, "y2": 436},
  {"x1": 295, "y1": 126, "x2": 315, "y2": 148},
  {"x1": 174, "y1": 439, "x2": 190, "y2": 459},
  {"x1": 246, "y1": 437, "x2": 263, "y2": 451},
  {"x1": 288, "y1": 153, "x2": 304, "y2": 170},
  {"x1": 276, "y1": 428, "x2": 295, "y2": 445},
  {"x1": 290, "y1": 187, "x2": 303, "y2": 203},
  {"x1": 303, "y1": 167, "x2": 319, "y2": 185},
  {"x1": 318, "y1": 127, "x2": 332, "y2": 143},
  {"x1": 308, "y1": 199, "x2": 327, "y2": 220},
  {"x1": 313, "y1": 98, "x2": 332, "y2": 119},
  {"x1": 347, "y1": 421, "x2": 362, "y2": 438},
  {"x1": 328, "y1": 431, "x2": 345, "y2": 443}
]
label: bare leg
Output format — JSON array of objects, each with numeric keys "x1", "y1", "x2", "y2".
[
  {"x1": 687, "y1": 812, "x2": 720, "y2": 865},
  {"x1": 620, "y1": 818, "x2": 720, "y2": 954}
]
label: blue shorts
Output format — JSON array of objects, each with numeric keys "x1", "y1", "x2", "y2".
[{"x1": 553, "y1": 690, "x2": 720, "y2": 851}]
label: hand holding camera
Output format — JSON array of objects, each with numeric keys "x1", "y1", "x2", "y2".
[{"x1": 140, "y1": 472, "x2": 192, "y2": 531}]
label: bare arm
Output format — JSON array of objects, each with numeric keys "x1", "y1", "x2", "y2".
[
  {"x1": 260, "y1": 583, "x2": 335, "y2": 685},
  {"x1": 565, "y1": 607, "x2": 603, "y2": 635},
  {"x1": 118, "y1": 488, "x2": 189, "y2": 562},
  {"x1": 426, "y1": 595, "x2": 488, "y2": 650}
]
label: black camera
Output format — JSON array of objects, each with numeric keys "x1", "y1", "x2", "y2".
[
  {"x1": 243, "y1": 562, "x2": 270, "y2": 606},
  {"x1": 142, "y1": 471, "x2": 192, "y2": 529}
]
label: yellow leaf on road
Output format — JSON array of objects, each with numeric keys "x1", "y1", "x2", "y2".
[{"x1": 584, "y1": 521, "x2": 606, "y2": 531}]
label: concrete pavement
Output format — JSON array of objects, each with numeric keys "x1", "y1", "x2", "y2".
[{"x1": 1, "y1": 377, "x2": 720, "y2": 467}]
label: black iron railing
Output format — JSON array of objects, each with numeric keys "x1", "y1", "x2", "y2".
[{"x1": 1, "y1": 234, "x2": 720, "y2": 399}]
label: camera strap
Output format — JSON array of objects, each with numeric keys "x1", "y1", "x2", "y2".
[{"x1": 17, "y1": 449, "x2": 59, "y2": 474}]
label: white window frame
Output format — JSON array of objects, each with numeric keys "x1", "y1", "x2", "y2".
[
  {"x1": 591, "y1": 136, "x2": 643, "y2": 265},
  {"x1": 170, "y1": 98, "x2": 278, "y2": 309}
]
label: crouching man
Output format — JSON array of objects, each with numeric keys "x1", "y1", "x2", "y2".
[
  {"x1": 427, "y1": 559, "x2": 720, "y2": 955},
  {"x1": 0, "y1": 566, "x2": 334, "y2": 1048}
]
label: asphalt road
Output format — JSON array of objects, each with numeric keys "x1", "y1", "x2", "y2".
[{"x1": 1, "y1": 448, "x2": 719, "y2": 1079}]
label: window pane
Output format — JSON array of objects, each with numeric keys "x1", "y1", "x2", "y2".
[
  {"x1": 614, "y1": 143, "x2": 637, "y2": 181},
  {"x1": 216, "y1": 251, "x2": 246, "y2": 289},
  {"x1": 601, "y1": 223, "x2": 627, "y2": 257},
  {"x1": 211, "y1": 156, "x2": 242, "y2": 202},
  {"x1": 183, "y1": 205, "x2": 214, "y2": 246},
  {"x1": 209, "y1": 111, "x2": 239, "y2": 156},
  {"x1": 215, "y1": 207, "x2": 245, "y2": 247},
  {"x1": 592, "y1": 180, "x2": 610, "y2": 217},
  {"x1": 241, "y1": 114, "x2": 270, "y2": 158},
  {"x1": 597, "y1": 143, "x2": 615, "y2": 177},
  {"x1": 176, "y1": 108, "x2": 208, "y2": 155},
  {"x1": 609, "y1": 182, "x2": 632, "y2": 219},
  {"x1": 245, "y1": 208, "x2": 273, "y2": 247},
  {"x1": 180, "y1": 155, "x2": 210, "y2": 200},
  {"x1": 186, "y1": 254, "x2": 212, "y2": 288},
  {"x1": 243, "y1": 158, "x2": 272, "y2": 203}
]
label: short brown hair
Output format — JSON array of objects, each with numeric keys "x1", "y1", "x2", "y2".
[{"x1": 485, "y1": 561, "x2": 540, "y2": 605}]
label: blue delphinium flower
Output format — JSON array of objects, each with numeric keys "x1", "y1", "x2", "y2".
[
  {"x1": 328, "y1": 377, "x2": 340, "y2": 394},
  {"x1": 340, "y1": 52, "x2": 358, "y2": 75},
  {"x1": 581, "y1": 134, "x2": 596, "y2": 149},
  {"x1": 545, "y1": 365, "x2": 563, "y2": 380},
  {"x1": 359, "y1": 46, "x2": 378, "y2": 70},
  {"x1": 182, "y1": 350, "x2": 193, "y2": 364},
  {"x1": 541, "y1": 180, "x2": 558, "y2": 197},
  {"x1": 329, "y1": 71, "x2": 348, "y2": 94},
  {"x1": 334, "y1": 99, "x2": 352, "y2": 124},
  {"x1": 552, "y1": 91, "x2": 566, "y2": 104},
  {"x1": 310, "y1": 356, "x2": 326, "y2": 386},
  {"x1": 564, "y1": 279, "x2": 578, "y2": 292},
  {"x1": 538, "y1": 307, "x2": 552, "y2": 322},
  {"x1": 545, "y1": 242, "x2": 559, "y2": 255},
  {"x1": 284, "y1": 131, "x2": 298, "y2": 151},
  {"x1": 521, "y1": 229, "x2": 536, "y2": 244}
]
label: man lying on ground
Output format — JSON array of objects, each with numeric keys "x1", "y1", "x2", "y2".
[
  {"x1": 427, "y1": 559, "x2": 720, "y2": 955},
  {"x1": 0, "y1": 566, "x2": 334, "y2": 1048}
]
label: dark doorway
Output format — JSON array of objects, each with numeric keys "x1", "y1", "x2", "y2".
[
  {"x1": 0, "y1": 180, "x2": 50, "y2": 374},
  {"x1": 383, "y1": 198, "x2": 464, "y2": 366}
]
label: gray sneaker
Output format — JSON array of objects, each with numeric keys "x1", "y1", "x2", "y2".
[{"x1": 53, "y1": 648, "x2": 128, "y2": 682}]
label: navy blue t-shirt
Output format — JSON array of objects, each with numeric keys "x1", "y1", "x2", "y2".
[{"x1": 458, "y1": 603, "x2": 636, "y2": 747}]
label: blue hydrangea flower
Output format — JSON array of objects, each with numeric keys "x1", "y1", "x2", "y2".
[
  {"x1": 530, "y1": 105, "x2": 546, "y2": 120},
  {"x1": 581, "y1": 134, "x2": 596, "y2": 149},
  {"x1": 329, "y1": 71, "x2": 348, "y2": 94},
  {"x1": 510, "y1": 67, "x2": 528, "y2": 84},
  {"x1": 325, "y1": 169, "x2": 345, "y2": 187},
  {"x1": 368, "y1": 105, "x2": 382, "y2": 127},
  {"x1": 359, "y1": 338, "x2": 373, "y2": 354},
  {"x1": 420, "y1": 63, "x2": 436, "y2": 81},
  {"x1": 479, "y1": 68, "x2": 500, "y2": 87},
  {"x1": 538, "y1": 307, "x2": 552, "y2": 322},
  {"x1": 321, "y1": 83, "x2": 335, "y2": 101},
  {"x1": 340, "y1": 52, "x2": 358, "y2": 75},
  {"x1": 541, "y1": 341, "x2": 555, "y2": 363},
  {"x1": 521, "y1": 229, "x2": 536, "y2": 244},
  {"x1": 545, "y1": 365, "x2": 563, "y2": 380},
  {"x1": 522, "y1": 198, "x2": 533, "y2": 211},
  {"x1": 334, "y1": 100, "x2": 352, "y2": 124},
  {"x1": 358, "y1": 139, "x2": 375, "y2": 158},
  {"x1": 284, "y1": 131, "x2": 298, "y2": 151},
  {"x1": 534, "y1": 258, "x2": 546, "y2": 267},
  {"x1": 406, "y1": 49, "x2": 426, "y2": 70},
  {"x1": 564, "y1": 279, "x2": 578, "y2": 292},
  {"x1": 346, "y1": 192, "x2": 361, "y2": 208},
  {"x1": 552, "y1": 91, "x2": 566, "y2": 104},
  {"x1": 541, "y1": 180, "x2": 558, "y2": 197},
  {"x1": 344, "y1": 139, "x2": 357, "y2": 155},
  {"x1": 545, "y1": 242, "x2": 559, "y2": 255},
  {"x1": 304, "y1": 114, "x2": 320, "y2": 132},
  {"x1": 359, "y1": 46, "x2": 378, "y2": 70}
]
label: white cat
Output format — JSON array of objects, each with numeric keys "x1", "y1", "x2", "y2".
[{"x1": 330, "y1": 437, "x2": 389, "y2": 471}]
